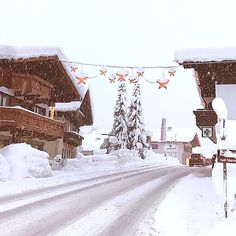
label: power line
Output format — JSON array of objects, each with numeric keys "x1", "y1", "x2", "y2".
[{"x1": 61, "y1": 60, "x2": 178, "y2": 69}]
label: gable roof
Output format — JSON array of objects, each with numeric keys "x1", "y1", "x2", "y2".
[{"x1": 0, "y1": 45, "x2": 88, "y2": 100}]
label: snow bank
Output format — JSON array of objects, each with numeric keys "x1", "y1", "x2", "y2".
[
  {"x1": 212, "y1": 97, "x2": 228, "y2": 119},
  {"x1": 0, "y1": 143, "x2": 52, "y2": 180},
  {"x1": 0, "y1": 153, "x2": 10, "y2": 181},
  {"x1": 64, "y1": 149, "x2": 180, "y2": 171},
  {"x1": 212, "y1": 161, "x2": 236, "y2": 212}
]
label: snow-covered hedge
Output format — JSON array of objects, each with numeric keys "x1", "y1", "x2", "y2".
[{"x1": 0, "y1": 143, "x2": 52, "y2": 180}]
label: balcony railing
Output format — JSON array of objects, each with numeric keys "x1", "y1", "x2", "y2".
[
  {"x1": 63, "y1": 131, "x2": 83, "y2": 146},
  {"x1": 0, "y1": 106, "x2": 64, "y2": 141}
]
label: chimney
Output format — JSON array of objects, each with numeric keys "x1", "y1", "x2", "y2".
[{"x1": 161, "y1": 118, "x2": 166, "y2": 142}]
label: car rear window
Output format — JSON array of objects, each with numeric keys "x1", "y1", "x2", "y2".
[{"x1": 191, "y1": 154, "x2": 201, "y2": 158}]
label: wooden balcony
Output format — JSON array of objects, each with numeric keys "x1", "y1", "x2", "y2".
[
  {"x1": 193, "y1": 109, "x2": 217, "y2": 127},
  {"x1": 11, "y1": 73, "x2": 54, "y2": 99},
  {"x1": 1, "y1": 70, "x2": 54, "y2": 102},
  {"x1": 63, "y1": 131, "x2": 83, "y2": 146},
  {"x1": 0, "y1": 106, "x2": 64, "y2": 141}
]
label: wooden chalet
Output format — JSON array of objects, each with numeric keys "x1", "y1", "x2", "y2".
[
  {"x1": 0, "y1": 46, "x2": 93, "y2": 158},
  {"x1": 174, "y1": 48, "x2": 236, "y2": 144}
]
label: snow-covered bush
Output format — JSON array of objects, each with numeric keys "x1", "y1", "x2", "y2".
[
  {"x1": 0, "y1": 143, "x2": 52, "y2": 180},
  {"x1": 76, "y1": 152, "x2": 84, "y2": 159}
]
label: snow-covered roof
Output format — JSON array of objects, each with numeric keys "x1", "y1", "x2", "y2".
[
  {"x1": 151, "y1": 128, "x2": 197, "y2": 143},
  {"x1": 0, "y1": 45, "x2": 88, "y2": 99},
  {"x1": 55, "y1": 101, "x2": 82, "y2": 112},
  {"x1": 174, "y1": 47, "x2": 236, "y2": 63}
]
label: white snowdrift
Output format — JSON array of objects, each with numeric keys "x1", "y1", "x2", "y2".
[
  {"x1": 0, "y1": 143, "x2": 52, "y2": 180},
  {"x1": 64, "y1": 149, "x2": 180, "y2": 171},
  {"x1": 0, "y1": 153, "x2": 10, "y2": 181}
]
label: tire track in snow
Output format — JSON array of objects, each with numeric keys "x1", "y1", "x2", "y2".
[{"x1": 0, "y1": 166, "x2": 186, "y2": 236}]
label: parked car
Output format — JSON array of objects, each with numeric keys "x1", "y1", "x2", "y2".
[
  {"x1": 188, "y1": 153, "x2": 205, "y2": 167},
  {"x1": 204, "y1": 158, "x2": 213, "y2": 166}
]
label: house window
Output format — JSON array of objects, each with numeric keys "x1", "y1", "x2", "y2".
[
  {"x1": 0, "y1": 93, "x2": 9, "y2": 106},
  {"x1": 32, "y1": 105, "x2": 46, "y2": 116}
]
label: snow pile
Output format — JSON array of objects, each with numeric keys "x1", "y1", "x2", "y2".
[
  {"x1": 212, "y1": 97, "x2": 228, "y2": 119},
  {"x1": 64, "y1": 149, "x2": 180, "y2": 171},
  {"x1": 212, "y1": 97, "x2": 236, "y2": 149},
  {"x1": 0, "y1": 143, "x2": 52, "y2": 180},
  {"x1": 0, "y1": 153, "x2": 10, "y2": 181},
  {"x1": 81, "y1": 128, "x2": 109, "y2": 151},
  {"x1": 212, "y1": 161, "x2": 236, "y2": 213},
  {"x1": 55, "y1": 101, "x2": 82, "y2": 112},
  {"x1": 153, "y1": 173, "x2": 218, "y2": 236}
]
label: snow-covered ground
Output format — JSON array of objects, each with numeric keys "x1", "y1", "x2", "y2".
[{"x1": 1, "y1": 143, "x2": 236, "y2": 235}]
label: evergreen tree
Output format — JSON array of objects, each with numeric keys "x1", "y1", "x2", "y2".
[
  {"x1": 100, "y1": 82, "x2": 128, "y2": 153},
  {"x1": 127, "y1": 81, "x2": 148, "y2": 159}
]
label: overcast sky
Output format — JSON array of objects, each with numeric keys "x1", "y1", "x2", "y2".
[{"x1": 1, "y1": 0, "x2": 236, "y2": 134}]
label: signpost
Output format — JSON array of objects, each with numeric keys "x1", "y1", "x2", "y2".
[{"x1": 217, "y1": 150, "x2": 236, "y2": 218}]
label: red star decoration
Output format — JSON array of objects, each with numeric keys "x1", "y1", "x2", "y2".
[
  {"x1": 168, "y1": 71, "x2": 175, "y2": 76},
  {"x1": 168, "y1": 68, "x2": 176, "y2": 77},
  {"x1": 137, "y1": 71, "x2": 144, "y2": 77},
  {"x1": 109, "y1": 78, "x2": 116, "y2": 83},
  {"x1": 100, "y1": 67, "x2": 107, "y2": 76},
  {"x1": 77, "y1": 76, "x2": 87, "y2": 85},
  {"x1": 156, "y1": 79, "x2": 169, "y2": 89},
  {"x1": 71, "y1": 66, "x2": 78, "y2": 73},
  {"x1": 117, "y1": 75, "x2": 126, "y2": 81}
]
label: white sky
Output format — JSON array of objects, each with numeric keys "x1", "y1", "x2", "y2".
[{"x1": 1, "y1": 0, "x2": 236, "y2": 132}]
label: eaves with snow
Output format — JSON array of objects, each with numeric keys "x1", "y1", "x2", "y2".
[{"x1": 174, "y1": 47, "x2": 236, "y2": 63}]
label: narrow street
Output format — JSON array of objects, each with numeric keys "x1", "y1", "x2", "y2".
[{"x1": 0, "y1": 165, "x2": 211, "y2": 236}]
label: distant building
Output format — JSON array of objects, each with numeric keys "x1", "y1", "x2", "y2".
[{"x1": 147, "y1": 118, "x2": 200, "y2": 164}]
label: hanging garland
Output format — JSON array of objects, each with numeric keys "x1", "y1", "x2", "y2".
[{"x1": 66, "y1": 59, "x2": 178, "y2": 88}]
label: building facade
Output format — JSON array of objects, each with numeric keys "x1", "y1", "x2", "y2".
[
  {"x1": 148, "y1": 118, "x2": 200, "y2": 164},
  {"x1": 0, "y1": 46, "x2": 93, "y2": 158},
  {"x1": 175, "y1": 47, "x2": 236, "y2": 144}
]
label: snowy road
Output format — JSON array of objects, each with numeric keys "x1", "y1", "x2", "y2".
[{"x1": 0, "y1": 165, "x2": 206, "y2": 236}]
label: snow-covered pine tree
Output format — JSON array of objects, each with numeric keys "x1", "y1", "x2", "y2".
[
  {"x1": 100, "y1": 81, "x2": 128, "y2": 153},
  {"x1": 127, "y1": 81, "x2": 148, "y2": 159}
]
